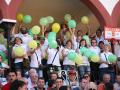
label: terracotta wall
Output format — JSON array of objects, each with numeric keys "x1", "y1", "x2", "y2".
[{"x1": 17, "y1": 0, "x2": 100, "y2": 35}]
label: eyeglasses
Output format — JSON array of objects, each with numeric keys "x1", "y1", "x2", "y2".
[{"x1": 83, "y1": 76, "x2": 89, "y2": 78}]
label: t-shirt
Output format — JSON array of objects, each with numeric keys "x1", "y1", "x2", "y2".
[
  {"x1": 89, "y1": 46, "x2": 100, "y2": 55},
  {"x1": 12, "y1": 44, "x2": 27, "y2": 63},
  {"x1": 63, "y1": 48, "x2": 75, "y2": 65},
  {"x1": 30, "y1": 48, "x2": 42, "y2": 68},
  {"x1": 114, "y1": 82, "x2": 120, "y2": 90},
  {"x1": 99, "y1": 52, "x2": 112, "y2": 68},
  {"x1": 47, "y1": 48, "x2": 61, "y2": 66}
]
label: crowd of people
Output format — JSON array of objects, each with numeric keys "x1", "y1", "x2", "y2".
[{"x1": 0, "y1": 23, "x2": 120, "y2": 90}]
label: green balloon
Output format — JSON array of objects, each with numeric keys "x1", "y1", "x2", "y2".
[
  {"x1": 0, "y1": 51, "x2": 7, "y2": 60},
  {"x1": 48, "y1": 32, "x2": 56, "y2": 42},
  {"x1": 80, "y1": 47, "x2": 88, "y2": 55},
  {"x1": 39, "y1": 18, "x2": 48, "y2": 26},
  {"x1": 23, "y1": 15, "x2": 32, "y2": 24},
  {"x1": 28, "y1": 29, "x2": 33, "y2": 37},
  {"x1": 82, "y1": 35, "x2": 90, "y2": 45},
  {"x1": 46, "y1": 16, "x2": 54, "y2": 23},
  {"x1": 64, "y1": 14, "x2": 71, "y2": 21},
  {"x1": 84, "y1": 50, "x2": 92, "y2": 57},
  {"x1": 68, "y1": 20, "x2": 76, "y2": 28},
  {"x1": 108, "y1": 54, "x2": 117, "y2": 63},
  {"x1": 67, "y1": 51, "x2": 77, "y2": 61},
  {"x1": 89, "y1": 52, "x2": 97, "y2": 59},
  {"x1": 49, "y1": 40, "x2": 57, "y2": 49}
]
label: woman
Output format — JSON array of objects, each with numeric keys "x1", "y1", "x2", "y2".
[
  {"x1": 99, "y1": 44, "x2": 115, "y2": 82},
  {"x1": 62, "y1": 40, "x2": 76, "y2": 70},
  {"x1": 89, "y1": 39, "x2": 100, "y2": 81},
  {"x1": 78, "y1": 39, "x2": 90, "y2": 80},
  {"x1": 12, "y1": 37, "x2": 28, "y2": 74}
]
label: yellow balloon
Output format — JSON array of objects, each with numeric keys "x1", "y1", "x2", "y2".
[
  {"x1": 91, "y1": 55, "x2": 100, "y2": 62},
  {"x1": 14, "y1": 46, "x2": 24, "y2": 57},
  {"x1": 52, "y1": 23, "x2": 60, "y2": 33},
  {"x1": 65, "y1": 31, "x2": 71, "y2": 40},
  {"x1": 16, "y1": 13, "x2": 23, "y2": 22},
  {"x1": 75, "y1": 54, "x2": 83, "y2": 65},
  {"x1": 81, "y1": 16, "x2": 89, "y2": 24},
  {"x1": 28, "y1": 40, "x2": 37, "y2": 49}
]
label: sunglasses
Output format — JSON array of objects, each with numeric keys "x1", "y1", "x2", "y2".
[{"x1": 89, "y1": 88, "x2": 96, "y2": 90}]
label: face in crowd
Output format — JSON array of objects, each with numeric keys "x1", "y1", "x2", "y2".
[
  {"x1": 103, "y1": 74, "x2": 111, "y2": 84},
  {"x1": 91, "y1": 39, "x2": 97, "y2": 47},
  {"x1": 37, "y1": 78, "x2": 45, "y2": 89},
  {"x1": 8, "y1": 72, "x2": 17, "y2": 83}
]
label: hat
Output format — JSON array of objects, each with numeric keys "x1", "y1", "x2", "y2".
[{"x1": 0, "y1": 28, "x2": 4, "y2": 33}]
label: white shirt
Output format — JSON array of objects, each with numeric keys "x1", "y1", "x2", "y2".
[
  {"x1": 114, "y1": 82, "x2": 120, "y2": 90},
  {"x1": 96, "y1": 36, "x2": 104, "y2": 44},
  {"x1": 47, "y1": 48, "x2": 61, "y2": 66},
  {"x1": 12, "y1": 44, "x2": 27, "y2": 63},
  {"x1": 0, "y1": 44, "x2": 6, "y2": 52},
  {"x1": 30, "y1": 48, "x2": 42, "y2": 68},
  {"x1": 63, "y1": 48, "x2": 75, "y2": 65},
  {"x1": 14, "y1": 33, "x2": 33, "y2": 45},
  {"x1": 99, "y1": 52, "x2": 112, "y2": 68},
  {"x1": 44, "y1": 38, "x2": 49, "y2": 49},
  {"x1": 89, "y1": 46, "x2": 100, "y2": 55}
]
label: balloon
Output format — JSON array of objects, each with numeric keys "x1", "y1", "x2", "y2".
[
  {"x1": 81, "y1": 16, "x2": 89, "y2": 24},
  {"x1": 90, "y1": 55, "x2": 100, "y2": 62},
  {"x1": 108, "y1": 54, "x2": 117, "y2": 63},
  {"x1": 16, "y1": 13, "x2": 23, "y2": 22},
  {"x1": 14, "y1": 47, "x2": 24, "y2": 57},
  {"x1": 68, "y1": 20, "x2": 76, "y2": 28},
  {"x1": 23, "y1": 15, "x2": 32, "y2": 24},
  {"x1": 2, "y1": 59, "x2": 8, "y2": 65},
  {"x1": 75, "y1": 54, "x2": 83, "y2": 65},
  {"x1": 80, "y1": 47, "x2": 88, "y2": 55},
  {"x1": 46, "y1": 16, "x2": 54, "y2": 23},
  {"x1": 28, "y1": 29, "x2": 34, "y2": 37},
  {"x1": 82, "y1": 35, "x2": 91, "y2": 46},
  {"x1": 39, "y1": 18, "x2": 48, "y2": 26},
  {"x1": 32, "y1": 25, "x2": 41, "y2": 35},
  {"x1": 65, "y1": 31, "x2": 71, "y2": 40},
  {"x1": 0, "y1": 51, "x2": 7, "y2": 60},
  {"x1": 28, "y1": 40, "x2": 37, "y2": 49},
  {"x1": 52, "y1": 23, "x2": 60, "y2": 33},
  {"x1": 67, "y1": 51, "x2": 77, "y2": 61},
  {"x1": 84, "y1": 50, "x2": 92, "y2": 58},
  {"x1": 49, "y1": 40, "x2": 57, "y2": 49},
  {"x1": 64, "y1": 14, "x2": 71, "y2": 21},
  {"x1": 48, "y1": 32, "x2": 56, "y2": 42}
]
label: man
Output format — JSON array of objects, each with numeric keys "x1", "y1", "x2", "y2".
[
  {"x1": 37, "y1": 77, "x2": 45, "y2": 90},
  {"x1": 114, "y1": 74, "x2": 120, "y2": 90},
  {"x1": 98, "y1": 73, "x2": 111, "y2": 90},
  {"x1": 2, "y1": 70, "x2": 17, "y2": 90},
  {"x1": 27, "y1": 69, "x2": 38, "y2": 90},
  {"x1": 54, "y1": 77, "x2": 63, "y2": 90},
  {"x1": 79, "y1": 78, "x2": 88, "y2": 90}
]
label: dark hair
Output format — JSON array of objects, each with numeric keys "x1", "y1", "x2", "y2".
[
  {"x1": 98, "y1": 41, "x2": 104, "y2": 47},
  {"x1": 10, "y1": 80, "x2": 26, "y2": 90},
  {"x1": 91, "y1": 39, "x2": 97, "y2": 45},
  {"x1": 50, "y1": 71, "x2": 58, "y2": 78},
  {"x1": 38, "y1": 77, "x2": 45, "y2": 81},
  {"x1": 59, "y1": 86, "x2": 70, "y2": 90},
  {"x1": 9, "y1": 69, "x2": 17, "y2": 76},
  {"x1": 14, "y1": 37, "x2": 23, "y2": 45},
  {"x1": 66, "y1": 40, "x2": 72, "y2": 48},
  {"x1": 79, "y1": 39, "x2": 87, "y2": 48}
]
